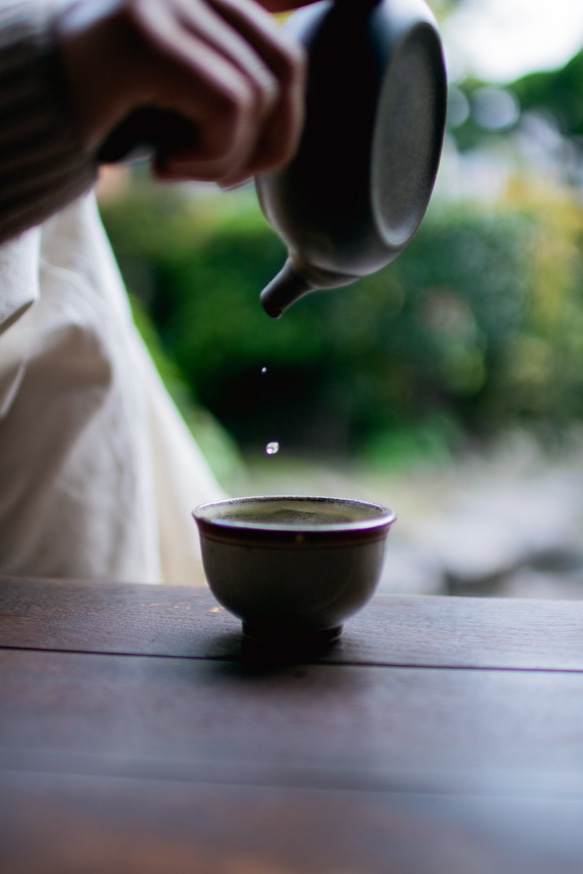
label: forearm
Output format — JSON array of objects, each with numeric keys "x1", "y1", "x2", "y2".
[{"x1": 0, "y1": 0, "x2": 96, "y2": 244}]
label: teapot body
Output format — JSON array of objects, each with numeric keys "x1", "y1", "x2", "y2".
[{"x1": 256, "y1": 0, "x2": 447, "y2": 316}]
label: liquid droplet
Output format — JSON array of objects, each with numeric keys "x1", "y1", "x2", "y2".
[
  {"x1": 265, "y1": 441, "x2": 279, "y2": 456},
  {"x1": 261, "y1": 366, "x2": 267, "y2": 374}
]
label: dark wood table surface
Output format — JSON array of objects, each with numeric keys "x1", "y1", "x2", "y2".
[{"x1": 1, "y1": 574, "x2": 583, "y2": 873}]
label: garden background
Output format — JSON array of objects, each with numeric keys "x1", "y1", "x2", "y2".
[{"x1": 98, "y1": 0, "x2": 583, "y2": 597}]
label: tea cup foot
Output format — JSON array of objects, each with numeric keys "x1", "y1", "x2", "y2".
[{"x1": 241, "y1": 621, "x2": 343, "y2": 661}]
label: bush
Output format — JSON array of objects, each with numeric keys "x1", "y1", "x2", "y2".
[{"x1": 99, "y1": 173, "x2": 583, "y2": 460}]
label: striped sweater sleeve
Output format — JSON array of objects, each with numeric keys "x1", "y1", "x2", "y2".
[{"x1": 0, "y1": 0, "x2": 97, "y2": 243}]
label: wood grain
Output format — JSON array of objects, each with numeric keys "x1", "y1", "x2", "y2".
[
  {"x1": 1, "y1": 770, "x2": 583, "y2": 874},
  {"x1": 0, "y1": 576, "x2": 236, "y2": 657},
  {"x1": 2, "y1": 575, "x2": 583, "y2": 670},
  {"x1": 2, "y1": 577, "x2": 583, "y2": 872},
  {"x1": 1, "y1": 647, "x2": 582, "y2": 797}
]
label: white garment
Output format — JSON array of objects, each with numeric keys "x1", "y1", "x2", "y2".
[{"x1": 0, "y1": 192, "x2": 224, "y2": 584}]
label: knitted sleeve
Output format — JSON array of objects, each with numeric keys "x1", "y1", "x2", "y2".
[{"x1": 0, "y1": 0, "x2": 97, "y2": 243}]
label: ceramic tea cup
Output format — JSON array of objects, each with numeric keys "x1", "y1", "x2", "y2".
[{"x1": 192, "y1": 495, "x2": 396, "y2": 646}]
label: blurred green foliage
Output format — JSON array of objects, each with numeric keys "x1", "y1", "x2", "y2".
[
  {"x1": 99, "y1": 171, "x2": 583, "y2": 464},
  {"x1": 512, "y1": 49, "x2": 583, "y2": 137},
  {"x1": 448, "y1": 47, "x2": 583, "y2": 155}
]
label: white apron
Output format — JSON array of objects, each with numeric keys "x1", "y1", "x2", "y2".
[{"x1": 0, "y1": 192, "x2": 224, "y2": 584}]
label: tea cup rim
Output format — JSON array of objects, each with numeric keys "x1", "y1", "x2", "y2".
[{"x1": 192, "y1": 494, "x2": 397, "y2": 533}]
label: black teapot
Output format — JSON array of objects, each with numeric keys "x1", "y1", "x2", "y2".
[{"x1": 255, "y1": 0, "x2": 447, "y2": 317}]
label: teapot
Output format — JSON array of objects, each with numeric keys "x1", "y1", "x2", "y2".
[{"x1": 255, "y1": 0, "x2": 447, "y2": 318}]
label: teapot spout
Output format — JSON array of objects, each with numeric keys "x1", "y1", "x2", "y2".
[
  {"x1": 260, "y1": 258, "x2": 317, "y2": 319},
  {"x1": 260, "y1": 257, "x2": 358, "y2": 318}
]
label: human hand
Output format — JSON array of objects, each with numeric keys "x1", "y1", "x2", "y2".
[{"x1": 54, "y1": 0, "x2": 308, "y2": 186}]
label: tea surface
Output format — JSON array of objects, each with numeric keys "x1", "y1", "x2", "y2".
[
  {"x1": 221, "y1": 507, "x2": 355, "y2": 526},
  {"x1": 206, "y1": 497, "x2": 389, "y2": 529}
]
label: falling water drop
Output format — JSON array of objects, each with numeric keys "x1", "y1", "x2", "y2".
[
  {"x1": 265, "y1": 441, "x2": 280, "y2": 456},
  {"x1": 261, "y1": 366, "x2": 268, "y2": 374}
]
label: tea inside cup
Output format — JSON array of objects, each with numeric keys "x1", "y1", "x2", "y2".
[{"x1": 193, "y1": 496, "x2": 396, "y2": 649}]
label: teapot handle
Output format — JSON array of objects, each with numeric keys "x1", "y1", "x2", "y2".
[{"x1": 97, "y1": 107, "x2": 198, "y2": 164}]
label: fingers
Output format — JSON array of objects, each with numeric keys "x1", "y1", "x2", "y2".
[
  {"x1": 132, "y1": 0, "x2": 306, "y2": 184},
  {"x1": 207, "y1": 0, "x2": 306, "y2": 179},
  {"x1": 54, "y1": 0, "x2": 306, "y2": 183}
]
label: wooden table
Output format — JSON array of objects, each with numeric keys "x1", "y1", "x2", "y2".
[{"x1": 1, "y1": 575, "x2": 583, "y2": 873}]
